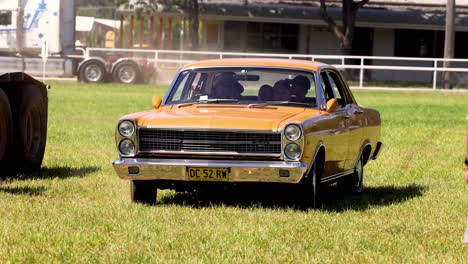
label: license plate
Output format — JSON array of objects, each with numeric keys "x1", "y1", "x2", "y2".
[{"x1": 186, "y1": 167, "x2": 230, "y2": 181}]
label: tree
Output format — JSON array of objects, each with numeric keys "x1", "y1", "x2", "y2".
[
  {"x1": 319, "y1": 0, "x2": 369, "y2": 55},
  {"x1": 130, "y1": 0, "x2": 200, "y2": 50},
  {"x1": 185, "y1": 0, "x2": 199, "y2": 50}
]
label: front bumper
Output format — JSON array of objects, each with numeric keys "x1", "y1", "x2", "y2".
[{"x1": 112, "y1": 158, "x2": 308, "y2": 183}]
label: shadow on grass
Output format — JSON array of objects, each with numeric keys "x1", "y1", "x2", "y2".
[
  {"x1": 38, "y1": 166, "x2": 100, "y2": 179},
  {"x1": 3, "y1": 166, "x2": 100, "y2": 180},
  {"x1": 159, "y1": 184, "x2": 426, "y2": 212},
  {"x1": 0, "y1": 185, "x2": 46, "y2": 196},
  {"x1": 321, "y1": 184, "x2": 426, "y2": 212}
]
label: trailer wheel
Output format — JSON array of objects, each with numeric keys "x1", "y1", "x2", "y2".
[
  {"x1": 0, "y1": 89, "x2": 12, "y2": 161},
  {"x1": 16, "y1": 87, "x2": 47, "y2": 171},
  {"x1": 113, "y1": 62, "x2": 138, "y2": 84},
  {"x1": 80, "y1": 61, "x2": 106, "y2": 83}
]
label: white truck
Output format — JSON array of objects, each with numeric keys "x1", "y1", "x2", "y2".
[
  {"x1": 0, "y1": 0, "x2": 74, "y2": 55},
  {"x1": 0, "y1": 0, "x2": 151, "y2": 84}
]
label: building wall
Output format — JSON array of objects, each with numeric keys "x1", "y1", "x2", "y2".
[
  {"x1": 371, "y1": 28, "x2": 433, "y2": 83},
  {"x1": 372, "y1": 28, "x2": 394, "y2": 56},
  {"x1": 196, "y1": 20, "x2": 459, "y2": 85},
  {"x1": 308, "y1": 26, "x2": 341, "y2": 55},
  {"x1": 201, "y1": 20, "x2": 224, "y2": 51}
]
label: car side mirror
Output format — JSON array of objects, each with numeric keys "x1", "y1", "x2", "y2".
[
  {"x1": 326, "y1": 98, "x2": 338, "y2": 113},
  {"x1": 152, "y1": 95, "x2": 162, "y2": 109}
]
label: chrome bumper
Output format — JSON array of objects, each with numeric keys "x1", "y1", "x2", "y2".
[{"x1": 112, "y1": 158, "x2": 308, "y2": 183}]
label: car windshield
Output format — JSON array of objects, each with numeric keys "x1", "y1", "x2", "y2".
[{"x1": 166, "y1": 68, "x2": 317, "y2": 108}]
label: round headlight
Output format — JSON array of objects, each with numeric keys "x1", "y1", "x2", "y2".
[
  {"x1": 284, "y1": 124, "x2": 302, "y2": 141},
  {"x1": 119, "y1": 139, "x2": 136, "y2": 156},
  {"x1": 284, "y1": 143, "x2": 302, "y2": 160},
  {"x1": 119, "y1": 120, "x2": 135, "y2": 137}
]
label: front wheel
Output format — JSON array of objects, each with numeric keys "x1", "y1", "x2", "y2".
[
  {"x1": 338, "y1": 155, "x2": 364, "y2": 194},
  {"x1": 130, "y1": 180, "x2": 157, "y2": 205},
  {"x1": 300, "y1": 161, "x2": 322, "y2": 209}
]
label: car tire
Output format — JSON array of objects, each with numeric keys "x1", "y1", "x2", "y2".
[
  {"x1": 130, "y1": 180, "x2": 157, "y2": 205},
  {"x1": 301, "y1": 161, "x2": 322, "y2": 209},
  {"x1": 338, "y1": 154, "x2": 364, "y2": 194},
  {"x1": 16, "y1": 86, "x2": 48, "y2": 172},
  {"x1": 0, "y1": 89, "x2": 12, "y2": 161},
  {"x1": 113, "y1": 62, "x2": 138, "y2": 84},
  {"x1": 80, "y1": 61, "x2": 106, "y2": 83}
]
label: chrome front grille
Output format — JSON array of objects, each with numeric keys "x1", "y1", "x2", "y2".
[{"x1": 138, "y1": 128, "x2": 282, "y2": 156}]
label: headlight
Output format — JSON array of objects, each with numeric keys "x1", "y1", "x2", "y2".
[
  {"x1": 284, "y1": 143, "x2": 301, "y2": 160},
  {"x1": 119, "y1": 139, "x2": 136, "y2": 156},
  {"x1": 119, "y1": 120, "x2": 135, "y2": 137},
  {"x1": 284, "y1": 124, "x2": 302, "y2": 141}
]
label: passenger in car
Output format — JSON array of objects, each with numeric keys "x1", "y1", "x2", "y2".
[
  {"x1": 212, "y1": 72, "x2": 243, "y2": 99},
  {"x1": 291, "y1": 75, "x2": 311, "y2": 102},
  {"x1": 258, "y1": 85, "x2": 274, "y2": 101},
  {"x1": 273, "y1": 80, "x2": 292, "y2": 101}
]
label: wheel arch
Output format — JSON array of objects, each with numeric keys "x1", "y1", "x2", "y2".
[
  {"x1": 304, "y1": 142, "x2": 326, "y2": 180},
  {"x1": 111, "y1": 58, "x2": 141, "y2": 76},
  {"x1": 359, "y1": 140, "x2": 373, "y2": 166}
]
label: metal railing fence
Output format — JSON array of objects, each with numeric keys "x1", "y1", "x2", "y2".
[{"x1": 28, "y1": 47, "x2": 468, "y2": 89}]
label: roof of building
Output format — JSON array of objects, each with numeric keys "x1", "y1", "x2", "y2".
[
  {"x1": 182, "y1": 58, "x2": 327, "y2": 72},
  {"x1": 202, "y1": 0, "x2": 468, "y2": 9},
  {"x1": 76, "y1": 16, "x2": 120, "y2": 32},
  {"x1": 118, "y1": 0, "x2": 468, "y2": 30},
  {"x1": 76, "y1": 16, "x2": 95, "y2": 32}
]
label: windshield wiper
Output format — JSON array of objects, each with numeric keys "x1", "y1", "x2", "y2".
[
  {"x1": 248, "y1": 101, "x2": 310, "y2": 108},
  {"x1": 177, "y1": 98, "x2": 239, "y2": 108},
  {"x1": 199, "y1": 98, "x2": 239, "y2": 104}
]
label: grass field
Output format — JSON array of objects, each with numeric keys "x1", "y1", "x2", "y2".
[{"x1": 0, "y1": 81, "x2": 467, "y2": 263}]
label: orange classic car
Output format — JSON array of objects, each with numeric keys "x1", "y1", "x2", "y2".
[{"x1": 112, "y1": 58, "x2": 383, "y2": 207}]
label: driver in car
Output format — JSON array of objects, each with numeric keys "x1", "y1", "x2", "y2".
[
  {"x1": 211, "y1": 72, "x2": 243, "y2": 100},
  {"x1": 273, "y1": 80, "x2": 292, "y2": 101},
  {"x1": 291, "y1": 75, "x2": 310, "y2": 102}
]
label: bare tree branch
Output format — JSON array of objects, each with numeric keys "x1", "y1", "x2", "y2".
[
  {"x1": 353, "y1": 0, "x2": 369, "y2": 11},
  {"x1": 319, "y1": 0, "x2": 344, "y2": 41}
]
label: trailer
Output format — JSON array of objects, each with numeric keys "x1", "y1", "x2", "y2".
[{"x1": 0, "y1": 0, "x2": 151, "y2": 84}]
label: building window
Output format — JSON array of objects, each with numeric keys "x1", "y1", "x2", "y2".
[
  {"x1": 224, "y1": 21, "x2": 298, "y2": 52},
  {"x1": 394, "y1": 29, "x2": 436, "y2": 57},
  {"x1": 0, "y1": 11, "x2": 12, "y2": 26}
]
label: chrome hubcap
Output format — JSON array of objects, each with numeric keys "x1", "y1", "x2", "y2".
[
  {"x1": 84, "y1": 65, "x2": 102, "y2": 82},
  {"x1": 118, "y1": 66, "x2": 136, "y2": 83}
]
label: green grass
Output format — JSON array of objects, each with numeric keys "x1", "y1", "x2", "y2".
[{"x1": 1, "y1": 81, "x2": 467, "y2": 263}]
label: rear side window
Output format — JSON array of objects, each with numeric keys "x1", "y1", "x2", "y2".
[
  {"x1": 320, "y1": 71, "x2": 348, "y2": 107},
  {"x1": 327, "y1": 71, "x2": 347, "y2": 106}
]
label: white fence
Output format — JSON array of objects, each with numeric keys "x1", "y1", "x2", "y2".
[{"x1": 87, "y1": 47, "x2": 468, "y2": 89}]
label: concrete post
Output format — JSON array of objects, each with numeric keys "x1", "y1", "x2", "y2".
[{"x1": 443, "y1": 0, "x2": 456, "y2": 89}]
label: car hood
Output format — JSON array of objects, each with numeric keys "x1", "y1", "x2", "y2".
[{"x1": 127, "y1": 105, "x2": 311, "y2": 131}]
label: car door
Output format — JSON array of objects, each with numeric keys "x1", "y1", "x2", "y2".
[
  {"x1": 319, "y1": 71, "x2": 350, "y2": 176},
  {"x1": 327, "y1": 70, "x2": 365, "y2": 171}
]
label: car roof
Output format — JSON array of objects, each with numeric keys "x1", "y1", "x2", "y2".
[{"x1": 181, "y1": 58, "x2": 331, "y2": 72}]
